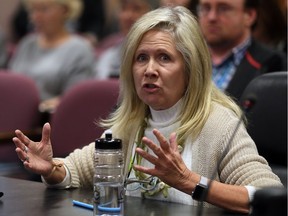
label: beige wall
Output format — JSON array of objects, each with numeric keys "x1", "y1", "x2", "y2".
[{"x1": 0, "y1": 0, "x2": 21, "y2": 38}]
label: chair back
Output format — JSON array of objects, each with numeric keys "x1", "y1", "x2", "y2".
[
  {"x1": 0, "y1": 73, "x2": 41, "y2": 162},
  {"x1": 50, "y1": 79, "x2": 119, "y2": 157},
  {"x1": 240, "y1": 72, "x2": 287, "y2": 166}
]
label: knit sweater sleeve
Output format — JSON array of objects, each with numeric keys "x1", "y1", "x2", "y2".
[
  {"x1": 62, "y1": 142, "x2": 95, "y2": 188},
  {"x1": 219, "y1": 120, "x2": 282, "y2": 187},
  {"x1": 195, "y1": 103, "x2": 282, "y2": 188}
]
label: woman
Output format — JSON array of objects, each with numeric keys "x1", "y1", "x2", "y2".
[
  {"x1": 9, "y1": 0, "x2": 95, "y2": 112},
  {"x1": 13, "y1": 6, "x2": 282, "y2": 213},
  {"x1": 94, "y1": 0, "x2": 159, "y2": 79}
]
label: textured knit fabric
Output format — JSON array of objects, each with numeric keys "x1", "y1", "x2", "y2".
[
  {"x1": 9, "y1": 34, "x2": 95, "y2": 100},
  {"x1": 59, "y1": 102, "x2": 282, "y2": 206}
]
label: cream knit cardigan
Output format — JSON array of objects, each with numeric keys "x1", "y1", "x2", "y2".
[{"x1": 61, "y1": 102, "x2": 282, "y2": 204}]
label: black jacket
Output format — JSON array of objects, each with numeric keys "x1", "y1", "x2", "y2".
[{"x1": 226, "y1": 39, "x2": 287, "y2": 102}]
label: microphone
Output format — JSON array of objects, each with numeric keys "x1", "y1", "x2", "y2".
[{"x1": 196, "y1": 97, "x2": 256, "y2": 216}]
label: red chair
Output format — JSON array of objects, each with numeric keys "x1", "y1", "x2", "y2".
[
  {"x1": 0, "y1": 73, "x2": 42, "y2": 162},
  {"x1": 50, "y1": 79, "x2": 119, "y2": 157}
]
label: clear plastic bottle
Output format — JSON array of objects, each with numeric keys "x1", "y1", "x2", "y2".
[{"x1": 93, "y1": 130, "x2": 124, "y2": 216}]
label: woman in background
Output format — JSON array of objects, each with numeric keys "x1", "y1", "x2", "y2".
[
  {"x1": 94, "y1": 0, "x2": 159, "y2": 79},
  {"x1": 9, "y1": 0, "x2": 95, "y2": 112}
]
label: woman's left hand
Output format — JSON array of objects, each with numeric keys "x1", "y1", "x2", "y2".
[{"x1": 134, "y1": 129, "x2": 194, "y2": 189}]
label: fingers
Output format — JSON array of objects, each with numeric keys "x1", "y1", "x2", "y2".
[
  {"x1": 136, "y1": 129, "x2": 179, "y2": 166},
  {"x1": 140, "y1": 129, "x2": 168, "y2": 158},
  {"x1": 15, "y1": 146, "x2": 24, "y2": 159},
  {"x1": 169, "y1": 132, "x2": 178, "y2": 152},
  {"x1": 143, "y1": 129, "x2": 178, "y2": 156},
  {"x1": 14, "y1": 137, "x2": 30, "y2": 167},
  {"x1": 13, "y1": 123, "x2": 51, "y2": 148},
  {"x1": 134, "y1": 147, "x2": 158, "y2": 176},
  {"x1": 14, "y1": 129, "x2": 31, "y2": 148},
  {"x1": 152, "y1": 129, "x2": 170, "y2": 152},
  {"x1": 13, "y1": 123, "x2": 51, "y2": 165},
  {"x1": 13, "y1": 133, "x2": 31, "y2": 164},
  {"x1": 133, "y1": 164, "x2": 155, "y2": 176},
  {"x1": 41, "y1": 123, "x2": 51, "y2": 144},
  {"x1": 141, "y1": 136, "x2": 163, "y2": 158},
  {"x1": 135, "y1": 147, "x2": 158, "y2": 165},
  {"x1": 13, "y1": 136, "x2": 22, "y2": 150}
]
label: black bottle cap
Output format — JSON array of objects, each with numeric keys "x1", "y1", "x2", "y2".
[{"x1": 95, "y1": 130, "x2": 122, "y2": 149}]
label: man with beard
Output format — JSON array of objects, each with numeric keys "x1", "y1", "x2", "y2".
[{"x1": 197, "y1": 0, "x2": 287, "y2": 102}]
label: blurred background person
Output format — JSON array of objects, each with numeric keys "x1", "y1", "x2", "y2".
[
  {"x1": 9, "y1": 0, "x2": 106, "y2": 48},
  {"x1": 75, "y1": 0, "x2": 106, "y2": 46},
  {"x1": 197, "y1": 0, "x2": 287, "y2": 102},
  {"x1": 252, "y1": 0, "x2": 287, "y2": 53},
  {"x1": 160, "y1": 0, "x2": 199, "y2": 15},
  {"x1": 0, "y1": 27, "x2": 8, "y2": 68},
  {"x1": 8, "y1": 0, "x2": 95, "y2": 113},
  {"x1": 94, "y1": 0, "x2": 159, "y2": 80}
]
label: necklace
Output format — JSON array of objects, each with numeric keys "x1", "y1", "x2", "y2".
[{"x1": 126, "y1": 119, "x2": 171, "y2": 198}]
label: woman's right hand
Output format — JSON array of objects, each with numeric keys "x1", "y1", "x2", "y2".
[{"x1": 13, "y1": 123, "x2": 55, "y2": 177}]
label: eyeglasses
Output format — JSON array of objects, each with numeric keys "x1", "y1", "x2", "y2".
[
  {"x1": 197, "y1": 4, "x2": 236, "y2": 17},
  {"x1": 124, "y1": 176, "x2": 159, "y2": 191}
]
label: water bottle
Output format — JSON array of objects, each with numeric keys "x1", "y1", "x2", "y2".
[{"x1": 93, "y1": 130, "x2": 124, "y2": 216}]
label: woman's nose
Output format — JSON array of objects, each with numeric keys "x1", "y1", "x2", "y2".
[{"x1": 144, "y1": 60, "x2": 158, "y2": 78}]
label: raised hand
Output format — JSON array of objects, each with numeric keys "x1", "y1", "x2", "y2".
[
  {"x1": 133, "y1": 129, "x2": 193, "y2": 190},
  {"x1": 13, "y1": 123, "x2": 55, "y2": 177}
]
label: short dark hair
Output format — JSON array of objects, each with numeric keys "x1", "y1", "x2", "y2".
[
  {"x1": 244, "y1": 0, "x2": 260, "y2": 9},
  {"x1": 244, "y1": 0, "x2": 260, "y2": 30}
]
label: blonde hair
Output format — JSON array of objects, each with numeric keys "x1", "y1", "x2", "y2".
[
  {"x1": 23, "y1": 0, "x2": 83, "y2": 20},
  {"x1": 101, "y1": 6, "x2": 242, "y2": 151}
]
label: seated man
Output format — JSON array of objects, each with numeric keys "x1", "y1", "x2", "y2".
[{"x1": 197, "y1": 0, "x2": 287, "y2": 101}]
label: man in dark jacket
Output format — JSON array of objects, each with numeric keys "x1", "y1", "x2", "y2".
[{"x1": 197, "y1": 0, "x2": 287, "y2": 101}]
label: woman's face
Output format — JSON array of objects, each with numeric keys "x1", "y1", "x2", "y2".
[
  {"x1": 133, "y1": 30, "x2": 186, "y2": 110},
  {"x1": 27, "y1": 0, "x2": 68, "y2": 34},
  {"x1": 118, "y1": 1, "x2": 151, "y2": 35}
]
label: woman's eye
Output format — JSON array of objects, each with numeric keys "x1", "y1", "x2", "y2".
[
  {"x1": 160, "y1": 54, "x2": 170, "y2": 62},
  {"x1": 136, "y1": 54, "x2": 147, "y2": 62}
]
